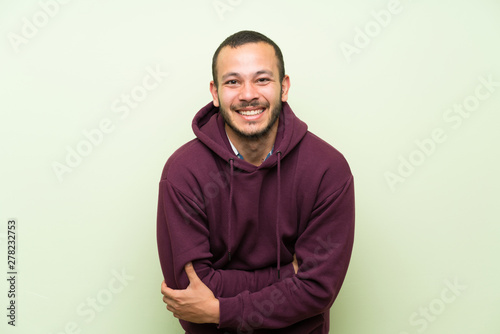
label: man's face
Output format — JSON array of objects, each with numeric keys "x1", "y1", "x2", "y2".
[{"x1": 210, "y1": 42, "x2": 290, "y2": 140}]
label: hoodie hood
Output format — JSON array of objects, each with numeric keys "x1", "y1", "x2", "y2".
[{"x1": 192, "y1": 101, "x2": 308, "y2": 171}]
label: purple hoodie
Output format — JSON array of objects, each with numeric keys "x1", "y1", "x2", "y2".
[{"x1": 157, "y1": 101, "x2": 355, "y2": 333}]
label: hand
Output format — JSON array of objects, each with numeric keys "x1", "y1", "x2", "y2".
[
  {"x1": 292, "y1": 254, "x2": 298, "y2": 274},
  {"x1": 161, "y1": 262, "x2": 220, "y2": 324}
]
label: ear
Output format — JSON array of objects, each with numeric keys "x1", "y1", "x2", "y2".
[
  {"x1": 280, "y1": 75, "x2": 291, "y2": 102},
  {"x1": 210, "y1": 81, "x2": 220, "y2": 107}
]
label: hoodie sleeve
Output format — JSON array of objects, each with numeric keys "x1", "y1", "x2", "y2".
[
  {"x1": 157, "y1": 179, "x2": 294, "y2": 297},
  {"x1": 217, "y1": 175, "x2": 355, "y2": 330}
]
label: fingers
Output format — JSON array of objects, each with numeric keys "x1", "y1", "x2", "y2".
[
  {"x1": 184, "y1": 262, "x2": 200, "y2": 283},
  {"x1": 163, "y1": 290, "x2": 177, "y2": 310},
  {"x1": 161, "y1": 279, "x2": 179, "y2": 313},
  {"x1": 161, "y1": 281, "x2": 172, "y2": 296},
  {"x1": 292, "y1": 254, "x2": 299, "y2": 274},
  {"x1": 162, "y1": 289, "x2": 174, "y2": 303},
  {"x1": 161, "y1": 282, "x2": 177, "y2": 306}
]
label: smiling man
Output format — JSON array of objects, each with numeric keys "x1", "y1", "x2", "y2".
[{"x1": 157, "y1": 30, "x2": 355, "y2": 333}]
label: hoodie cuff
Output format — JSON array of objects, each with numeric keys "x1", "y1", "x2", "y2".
[{"x1": 217, "y1": 295, "x2": 243, "y2": 329}]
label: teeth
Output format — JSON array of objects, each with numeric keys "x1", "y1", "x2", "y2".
[{"x1": 238, "y1": 109, "x2": 264, "y2": 116}]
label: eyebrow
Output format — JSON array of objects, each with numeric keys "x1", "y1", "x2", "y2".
[
  {"x1": 255, "y1": 70, "x2": 273, "y2": 77},
  {"x1": 221, "y1": 70, "x2": 274, "y2": 81},
  {"x1": 221, "y1": 72, "x2": 241, "y2": 81}
]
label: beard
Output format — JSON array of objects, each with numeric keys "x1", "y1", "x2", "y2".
[{"x1": 219, "y1": 95, "x2": 282, "y2": 141}]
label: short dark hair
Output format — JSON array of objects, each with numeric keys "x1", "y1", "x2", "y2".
[{"x1": 212, "y1": 30, "x2": 285, "y2": 87}]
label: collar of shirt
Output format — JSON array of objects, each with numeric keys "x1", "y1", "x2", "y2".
[{"x1": 226, "y1": 132, "x2": 273, "y2": 161}]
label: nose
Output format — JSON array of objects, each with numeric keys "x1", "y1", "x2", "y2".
[{"x1": 238, "y1": 82, "x2": 259, "y2": 102}]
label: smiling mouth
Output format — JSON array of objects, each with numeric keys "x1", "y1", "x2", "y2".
[{"x1": 237, "y1": 109, "x2": 264, "y2": 116}]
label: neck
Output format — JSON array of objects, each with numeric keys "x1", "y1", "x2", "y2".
[{"x1": 226, "y1": 121, "x2": 278, "y2": 166}]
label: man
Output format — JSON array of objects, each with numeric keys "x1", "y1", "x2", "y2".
[{"x1": 157, "y1": 30, "x2": 355, "y2": 333}]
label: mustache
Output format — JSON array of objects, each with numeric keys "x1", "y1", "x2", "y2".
[{"x1": 231, "y1": 101, "x2": 270, "y2": 110}]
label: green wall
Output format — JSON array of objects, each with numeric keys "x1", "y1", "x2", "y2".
[{"x1": 2, "y1": 1, "x2": 499, "y2": 333}]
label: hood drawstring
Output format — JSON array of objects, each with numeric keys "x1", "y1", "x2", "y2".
[
  {"x1": 276, "y1": 151, "x2": 282, "y2": 279},
  {"x1": 227, "y1": 158, "x2": 234, "y2": 262}
]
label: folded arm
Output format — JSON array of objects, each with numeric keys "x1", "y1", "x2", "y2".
[
  {"x1": 157, "y1": 179, "x2": 294, "y2": 298},
  {"x1": 160, "y1": 258, "x2": 298, "y2": 324}
]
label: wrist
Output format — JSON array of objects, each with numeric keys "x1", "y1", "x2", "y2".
[{"x1": 211, "y1": 298, "x2": 220, "y2": 324}]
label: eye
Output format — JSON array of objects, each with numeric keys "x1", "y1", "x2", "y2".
[
  {"x1": 257, "y1": 78, "x2": 270, "y2": 83},
  {"x1": 225, "y1": 80, "x2": 238, "y2": 85}
]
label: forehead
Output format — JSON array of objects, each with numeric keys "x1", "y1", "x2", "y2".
[{"x1": 216, "y1": 42, "x2": 278, "y2": 77}]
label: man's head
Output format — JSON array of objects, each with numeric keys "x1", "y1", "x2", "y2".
[
  {"x1": 212, "y1": 30, "x2": 285, "y2": 87},
  {"x1": 210, "y1": 31, "x2": 290, "y2": 140}
]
